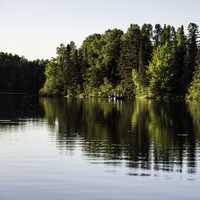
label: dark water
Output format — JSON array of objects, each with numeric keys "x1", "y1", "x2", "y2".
[{"x1": 0, "y1": 95, "x2": 200, "y2": 200}]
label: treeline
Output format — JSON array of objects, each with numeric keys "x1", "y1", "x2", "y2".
[
  {"x1": 41, "y1": 23, "x2": 200, "y2": 99},
  {"x1": 0, "y1": 53, "x2": 46, "y2": 94}
]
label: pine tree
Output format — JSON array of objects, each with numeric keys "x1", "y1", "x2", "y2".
[
  {"x1": 139, "y1": 24, "x2": 153, "y2": 73},
  {"x1": 100, "y1": 29, "x2": 123, "y2": 85},
  {"x1": 183, "y1": 23, "x2": 199, "y2": 93},
  {"x1": 153, "y1": 24, "x2": 163, "y2": 46},
  {"x1": 175, "y1": 26, "x2": 187, "y2": 93},
  {"x1": 120, "y1": 24, "x2": 141, "y2": 96}
]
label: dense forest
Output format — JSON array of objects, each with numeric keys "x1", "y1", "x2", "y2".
[
  {"x1": 40, "y1": 23, "x2": 200, "y2": 100},
  {"x1": 1, "y1": 23, "x2": 200, "y2": 100},
  {"x1": 0, "y1": 53, "x2": 46, "y2": 94}
]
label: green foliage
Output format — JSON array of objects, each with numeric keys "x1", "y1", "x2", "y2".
[
  {"x1": 132, "y1": 69, "x2": 149, "y2": 96},
  {"x1": 1, "y1": 22, "x2": 199, "y2": 99},
  {"x1": 147, "y1": 43, "x2": 177, "y2": 96},
  {"x1": 41, "y1": 23, "x2": 200, "y2": 100},
  {"x1": 119, "y1": 24, "x2": 141, "y2": 96},
  {"x1": 0, "y1": 52, "x2": 45, "y2": 94},
  {"x1": 153, "y1": 24, "x2": 163, "y2": 46},
  {"x1": 40, "y1": 59, "x2": 60, "y2": 95},
  {"x1": 81, "y1": 34, "x2": 103, "y2": 88},
  {"x1": 187, "y1": 67, "x2": 200, "y2": 101},
  {"x1": 42, "y1": 42, "x2": 83, "y2": 97},
  {"x1": 139, "y1": 24, "x2": 153, "y2": 72},
  {"x1": 183, "y1": 23, "x2": 199, "y2": 91},
  {"x1": 99, "y1": 29, "x2": 123, "y2": 84},
  {"x1": 174, "y1": 26, "x2": 187, "y2": 93},
  {"x1": 98, "y1": 78, "x2": 113, "y2": 97}
]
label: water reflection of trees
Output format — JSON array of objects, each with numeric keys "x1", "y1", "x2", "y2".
[
  {"x1": 0, "y1": 95, "x2": 44, "y2": 130},
  {"x1": 41, "y1": 98, "x2": 200, "y2": 174},
  {"x1": 132, "y1": 100, "x2": 197, "y2": 173}
]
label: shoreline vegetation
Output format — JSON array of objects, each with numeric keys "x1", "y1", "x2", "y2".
[
  {"x1": 0, "y1": 52, "x2": 46, "y2": 94},
  {"x1": 40, "y1": 23, "x2": 200, "y2": 102},
  {"x1": 1, "y1": 23, "x2": 200, "y2": 102}
]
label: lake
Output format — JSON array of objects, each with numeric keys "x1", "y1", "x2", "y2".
[{"x1": 0, "y1": 95, "x2": 199, "y2": 200}]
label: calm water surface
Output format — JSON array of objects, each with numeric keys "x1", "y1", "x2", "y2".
[{"x1": 0, "y1": 96, "x2": 200, "y2": 200}]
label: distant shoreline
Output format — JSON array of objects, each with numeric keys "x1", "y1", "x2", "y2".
[
  {"x1": 0, "y1": 92, "x2": 39, "y2": 96},
  {"x1": 0, "y1": 92, "x2": 25, "y2": 95}
]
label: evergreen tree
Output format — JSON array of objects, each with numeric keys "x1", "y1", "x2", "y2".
[
  {"x1": 64, "y1": 46, "x2": 82, "y2": 96},
  {"x1": 160, "y1": 25, "x2": 175, "y2": 45},
  {"x1": 139, "y1": 24, "x2": 153, "y2": 73},
  {"x1": 175, "y1": 26, "x2": 187, "y2": 93},
  {"x1": 120, "y1": 24, "x2": 141, "y2": 96},
  {"x1": 40, "y1": 22, "x2": 200, "y2": 100},
  {"x1": 153, "y1": 24, "x2": 163, "y2": 46},
  {"x1": 183, "y1": 23, "x2": 199, "y2": 92},
  {"x1": 81, "y1": 34, "x2": 104, "y2": 88},
  {"x1": 99, "y1": 29, "x2": 123, "y2": 85},
  {"x1": 0, "y1": 53, "x2": 45, "y2": 94}
]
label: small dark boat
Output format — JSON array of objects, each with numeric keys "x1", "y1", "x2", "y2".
[
  {"x1": 109, "y1": 94, "x2": 125, "y2": 100},
  {"x1": 115, "y1": 96, "x2": 125, "y2": 100}
]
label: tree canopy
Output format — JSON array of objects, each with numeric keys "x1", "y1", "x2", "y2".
[
  {"x1": 1, "y1": 23, "x2": 198, "y2": 100},
  {"x1": 0, "y1": 53, "x2": 46, "y2": 94}
]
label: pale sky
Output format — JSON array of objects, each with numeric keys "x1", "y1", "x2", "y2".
[{"x1": 0, "y1": 0, "x2": 199, "y2": 60}]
